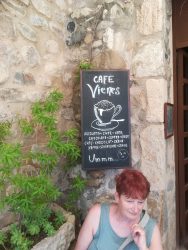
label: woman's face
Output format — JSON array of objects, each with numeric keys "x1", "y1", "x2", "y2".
[{"x1": 115, "y1": 193, "x2": 145, "y2": 221}]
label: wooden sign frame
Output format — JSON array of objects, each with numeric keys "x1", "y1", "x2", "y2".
[
  {"x1": 81, "y1": 70, "x2": 131, "y2": 170},
  {"x1": 164, "y1": 102, "x2": 174, "y2": 139}
]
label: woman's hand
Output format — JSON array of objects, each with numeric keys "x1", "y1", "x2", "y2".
[{"x1": 131, "y1": 224, "x2": 149, "y2": 250}]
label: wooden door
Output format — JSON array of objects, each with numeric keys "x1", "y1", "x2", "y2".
[
  {"x1": 172, "y1": 0, "x2": 188, "y2": 246},
  {"x1": 177, "y1": 48, "x2": 188, "y2": 247}
]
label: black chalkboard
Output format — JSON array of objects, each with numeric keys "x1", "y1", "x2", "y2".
[{"x1": 81, "y1": 70, "x2": 131, "y2": 170}]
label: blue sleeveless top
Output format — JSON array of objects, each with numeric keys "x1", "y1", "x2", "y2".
[{"x1": 88, "y1": 204, "x2": 156, "y2": 250}]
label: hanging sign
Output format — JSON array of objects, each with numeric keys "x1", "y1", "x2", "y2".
[{"x1": 81, "y1": 70, "x2": 131, "y2": 170}]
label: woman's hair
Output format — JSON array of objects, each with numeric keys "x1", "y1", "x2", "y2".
[{"x1": 115, "y1": 168, "x2": 150, "y2": 199}]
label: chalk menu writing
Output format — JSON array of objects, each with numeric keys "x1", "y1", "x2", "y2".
[{"x1": 81, "y1": 70, "x2": 131, "y2": 170}]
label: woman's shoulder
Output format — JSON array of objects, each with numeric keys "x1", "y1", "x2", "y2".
[
  {"x1": 85, "y1": 203, "x2": 105, "y2": 236},
  {"x1": 144, "y1": 214, "x2": 158, "y2": 247},
  {"x1": 88, "y1": 203, "x2": 101, "y2": 216},
  {"x1": 88, "y1": 202, "x2": 111, "y2": 215},
  {"x1": 145, "y1": 213, "x2": 157, "y2": 233},
  {"x1": 86, "y1": 203, "x2": 111, "y2": 226},
  {"x1": 85, "y1": 203, "x2": 102, "y2": 226},
  {"x1": 145, "y1": 215, "x2": 163, "y2": 250}
]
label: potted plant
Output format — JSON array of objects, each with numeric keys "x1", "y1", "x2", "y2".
[{"x1": 0, "y1": 90, "x2": 84, "y2": 250}]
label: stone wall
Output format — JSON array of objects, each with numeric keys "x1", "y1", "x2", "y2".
[{"x1": 0, "y1": 0, "x2": 175, "y2": 249}]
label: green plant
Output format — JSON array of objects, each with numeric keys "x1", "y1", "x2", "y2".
[
  {"x1": 10, "y1": 224, "x2": 32, "y2": 250},
  {"x1": 18, "y1": 119, "x2": 34, "y2": 136},
  {"x1": 0, "y1": 121, "x2": 11, "y2": 143},
  {"x1": 55, "y1": 211, "x2": 65, "y2": 226},
  {"x1": 0, "y1": 231, "x2": 7, "y2": 250},
  {"x1": 64, "y1": 176, "x2": 86, "y2": 213},
  {"x1": 79, "y1": 61, "x2": 92, "y2": 70},
  {"x1": 0, "y1": 90, "x2": 82, "y2": 250},
  {"x1": 75, "y1": 61, "x2": 93, "y2": 83}
]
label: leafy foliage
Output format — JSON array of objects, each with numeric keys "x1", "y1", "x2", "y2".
[
  {"x1": 0, "y1": 231, "x2": 7, "y2": 250},
  {"x1": 0, "y1": 90, "x2": 83, "y2": 250},
  {"x1": 0, "y1": 121, "x2": 11, "y2": 143},
  {"x1": 0, "y1": 143, "x2": 22, "y2": 176},
  {"x1": 65, "y1": 176, "x2": 86, "y2": 213},
  {"x1": 79, "y1": 61, "x2": 92, "y2": 70},
  {"x1": 75, "y1": 61, "x2": 93, "y2": 82},
  {"x1": 19, "y1": 119, "x2": 34, "y2": 136},
  {"x1": 54, "y1": 211, "x2": 65, "y2": 228},
  {"x1": 3, "y1": 174, "x2": 60, "y2": 216},
  {"x1": 10, "y1": 225, "x2": 32, "y2": 250}
]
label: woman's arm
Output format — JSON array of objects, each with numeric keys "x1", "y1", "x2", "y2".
[
  {"x1": 74, "y1": 204, "x2": 101, "y2": 250},
  {"x1": 149, "y1": 224, "x2": 163, "y2": 250}
]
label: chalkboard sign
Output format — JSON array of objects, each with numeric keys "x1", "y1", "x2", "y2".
[{"x1": 81, "y1": 70, "x2": 131, "y2": 170}]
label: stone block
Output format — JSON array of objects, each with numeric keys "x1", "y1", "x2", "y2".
[
  {"x1": 147, "y1": 190, "x2": 164, "y2": 227},
  {"x1": 140, "y1": 125, "x2": 166, "y2": 190},
  {"x1": 113, "y1": 32, "x2": 126, "y2": 53},
  {"x1": 110, "y1": 4, "x2": 125, "y2": 19},
  {"x1": 49, "y1": 21, "x2": 64, "y2": 39},
  {"x1": 14, "y1": 72, "x2": 35, "y2": 85},
  {"x1": 0, "y1": 64, "x2": 9, "y2": 84},
  {"x1": 21, "y1": 46, "x2": 40, "y2": 67},
  {"x1": 132, "y1": 40, "x2": 165, "y2": 77},
  {"x1": 136, "y1": 0, "x2": 163, "y2": 35},
  {"x1": 130, "y1": 85, "x2": 147, "y2": 122},
  {"x1": 0, "y1": 14, "x2": 16, "y2": 38},
  {"x1": 0, "y1": 88, "x2": 21, "y2": 102},
  {"x1": 61, "y1": 107, "x2": 74, "y2": 120},
  {"x1": 92, "y1": 50, "x2": 126, "y2": 69},
  {"x1": 88, "y1": 170, "x2": 105, "y2": 179},
  {"x1": 97, "y1": 21, "x2": 113, "y2": 31},
  {"x1": 30, "y1": 15, "x2": 48, "y2": 30},
  {"x1": 146, "y1": 78, "x2": 167, "y2": 122},
  {"x1": 20, "y1": 0, "x2": 29, "y2": 6},
  {"x1": 103, "y1": 27, "x2": 114, "y2": 49},
  {"x1": 21, "y1": 91, "x2": 44, "y2": 102},
  {"x1": 44, "y1": 62, "x2": 61, "y2": 76},
  {"x1": 31, "y1": 0, "x2": 51, "y2": 18},
  {"x1": 86, "y1": 179, "x2": 103, "y2": 188},
  {"x1": 84, "y1": 32, "x2": 94, "y2": 44},
  {"x1": 18, "y1": 22, "x2": 37, "y2": 42},
  {"x1": 92, "y1": 40, "x2": 103, "y2": 48},
  {"x1": 131, "y1": 135, "x2": 142, "y2": 166},
  {"x1": 0, "y1": 211, "x2": 19, "y2": 229},
  {"x1": 1, "y1": 0, "x2": 26, "y2": 17},
  {"x1": 45, "y1": 40, "x2": 59, "y2": 54}
]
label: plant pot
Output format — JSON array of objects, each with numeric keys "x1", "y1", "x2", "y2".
[
  {"x1": 31, "y1": 203, "x2": 75, "y2": 250},
  {"x1": 0, "y1": 203, "x2": 75, "y2": 250}
]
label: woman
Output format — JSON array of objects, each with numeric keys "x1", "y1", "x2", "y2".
[{"x1": 74, "y1": 168, "x2": 163, "y2": 250}]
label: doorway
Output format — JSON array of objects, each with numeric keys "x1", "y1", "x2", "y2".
[
  {"x1": 173, "y1": 0, "x2": 188, "y2": 247},
  {"x1": 176, "y1": 48, "x2": 188, "y2": 247}
]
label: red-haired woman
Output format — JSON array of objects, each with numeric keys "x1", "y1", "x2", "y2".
[{"x1": 74, "y1": 168, "x2": 163, "y2": 250}]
